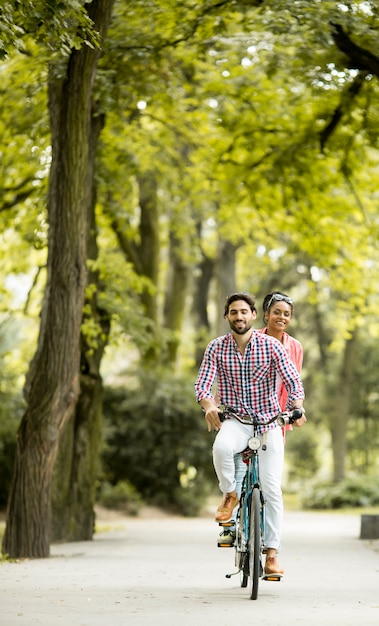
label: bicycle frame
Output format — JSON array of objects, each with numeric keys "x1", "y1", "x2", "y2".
[
  {"x1": 234, "y1": 436, "x2": 265, "y2": 599},
  {"x1": 241, "y1": 447, "x2": 265, "y2": 543}
]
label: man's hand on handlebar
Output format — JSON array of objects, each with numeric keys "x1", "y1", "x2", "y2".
[
  {"x1": 205, "y1": 406, "x2": 223, "y2": 432},
  {"x1": 201, "y1": 401, "x2": 222, "y2": 432}
]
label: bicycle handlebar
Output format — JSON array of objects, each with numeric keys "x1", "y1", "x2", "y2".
[
  {"x1": 276, "y1": 408, "x2": 304, "y2": 426},
  {"x1": 220, "y1": 406, "x2": 304, "y2": 427}
]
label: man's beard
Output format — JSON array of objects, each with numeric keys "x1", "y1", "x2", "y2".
[{"x1": 229, "y1": 320, "x2": 252, "y2": 335}]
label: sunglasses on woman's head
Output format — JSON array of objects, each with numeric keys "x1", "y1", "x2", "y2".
[{"x1": 266, "y1": 294, "x2": 293, "y2": 309}]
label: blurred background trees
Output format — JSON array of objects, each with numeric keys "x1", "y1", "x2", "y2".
[{"x1": 1, "y1": 0, "x2": 379, "y2": 556}]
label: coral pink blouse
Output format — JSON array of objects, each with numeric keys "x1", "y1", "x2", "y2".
[{"x1": 258, "y1": 328, "x2": 303, "y2": 434}]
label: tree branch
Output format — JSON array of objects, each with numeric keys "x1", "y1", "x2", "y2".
[
  {"x1": 331, "y1": 21, "x2": 379, "y2": 76},
  {"x1": 0, "y1": 177, "x2": 37, "y2": 212},
  {"x1": 319, "y1": 71, "x2": 368, "y2": 151}
]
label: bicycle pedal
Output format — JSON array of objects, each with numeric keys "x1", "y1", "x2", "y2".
[
  {"x1": 218, "y1": 521, "x2": 234, "y2": 527},
  {"x1": 262, "y1": 573, "x2": 283, "y2": 582},
  {"x1": 217, "y1": 542, "x2": 234, "y2": 548}
]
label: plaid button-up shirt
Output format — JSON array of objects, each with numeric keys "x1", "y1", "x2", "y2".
[{"x1": 194, "y1": 330, "x2": 304, "y2": 433}]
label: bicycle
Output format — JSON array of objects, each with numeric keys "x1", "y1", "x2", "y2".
[{"x1": 219, "y1": 406, "x2": 303, "y2": 600}]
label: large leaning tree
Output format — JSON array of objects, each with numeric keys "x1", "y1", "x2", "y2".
[{"x1": 2, "y1": 0, "x2": 115, "y2": 558}]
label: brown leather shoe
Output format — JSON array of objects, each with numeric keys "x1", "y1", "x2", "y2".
[
  {"x1": 264, "y1": 556, "x2": 284, "y2": 576},
  {"x1": 215, "y1": 491, "x2": 239, "y2": 522}
]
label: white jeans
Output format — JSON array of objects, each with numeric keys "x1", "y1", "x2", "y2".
[{"x1": 213, "y1": 419, "x2": 284, "y2": 551}]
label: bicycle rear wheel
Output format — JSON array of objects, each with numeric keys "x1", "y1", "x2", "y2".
[{"x1": 249, "y1": 487, "x2": 261, "y2": 600}]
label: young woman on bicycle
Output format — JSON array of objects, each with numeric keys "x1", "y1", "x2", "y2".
[
  {"x1": 194, "y1": 292, "x2": 306, "y2": 577},
  {"x1": 259, "y1": 291, "x2": 303, "y2": 438}
]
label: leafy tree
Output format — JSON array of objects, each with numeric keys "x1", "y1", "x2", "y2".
[{"x1": 2, "y1": 0, "x2": 115, "y2": 558}]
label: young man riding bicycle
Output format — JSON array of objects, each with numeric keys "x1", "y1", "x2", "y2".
[{"x1": 194, "y1": 292, "x2": 306, "y2": 577}]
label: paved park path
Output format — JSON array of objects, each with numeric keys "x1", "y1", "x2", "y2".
[{"x1": 1, "y1": 507, "x2": 379, "y2": 626}]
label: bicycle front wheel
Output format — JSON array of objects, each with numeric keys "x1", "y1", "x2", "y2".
[{"x1": 249, "y1": 487, "x2": 261, "y2": 600}]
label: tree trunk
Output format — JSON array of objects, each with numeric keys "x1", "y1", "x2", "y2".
[
  {"x1": 108, "y1": 172, "x2": 159, "y2": 319},
  {"x1": 137, "y1": 171, "x2": 160, "y2": 324},
  {"x1": 330, "y1": 329, "x2": 358, "y2": 483},
  {"x1": 191, "y1": 222, "x2": 214, "y2": 368},
  {"x1": 109, "y1": 169, "x2": 160, "y2": 362},
  {"x1": 51, "y1": 135, "x2": 111, "y2": 541},
  {"x1": 215, "y1": 239, "x2": 237, "y2": 336},
  {"x1": 51, "y1": 315, "x2": 110, "y2": 541},
  {"x1": 163, "y1": 229, "x2": 190, "y2": 365},
  {"x1": 2, "y1": 0, "x2": 114, "y2": 559}
]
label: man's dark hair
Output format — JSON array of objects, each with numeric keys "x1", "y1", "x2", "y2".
[{"x1": 224, "y1": 292, "x2": 256, "y2": 316}]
